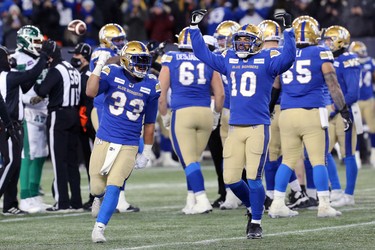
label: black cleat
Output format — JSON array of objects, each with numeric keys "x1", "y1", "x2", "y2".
[
  {"x1": 247, "y1": 223, "x2": 262, "y2": 239},
  {"x1": 264, "y1": 196, "x2": 273, "y2": 212},
  {"x1": 245, "y1": 211, "x2": 252, "y2": 234},
  {"x1": 287, "y1": 190, "x2": 309, "y2": 209},
  {"x1": 83, "y1": 199, "x2": 94, "y2": 211},
  {"x1": 211, "y1": 196, "x2": 225, "y2": 208}
]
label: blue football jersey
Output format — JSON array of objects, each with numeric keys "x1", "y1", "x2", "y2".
[
  {"x1": 330, "y1": 52, "x2": 361, "y2": 107},
  {"x1": 189, "y1": 27, "x2": 296, "y2": 125},
  {"x1": 96, "y1": 64, "x2": 161, "y2": 145},
  {"x1": 222, "y1": 74, "x2": 230, "y2": 109},
  {"x1": 359, "y1": 57, "x2": 375, "y2": 101},
  {"x1": 161, "y1": 51, "x2": 214, "y2": 111},
  {"x1": 281, "y1": 46, "x2": 334, "y2": 109},
  {"x1": 89, "y1": 47, "x2": 118, "y2": 111}
]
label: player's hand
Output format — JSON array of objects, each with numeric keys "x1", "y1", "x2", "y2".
[
  {"x1": 339, "y1": 105, "x2": 353, "y2": 132},
  {"x1": 274, "y1": 12, "x2": 292, "y2": 28},
  {"x1": 41, "y1": 39, "x2": 56, "y2": 57},
  {"x1": 191, "y1": 9, "x2": 207, "y2": 26},
  {"x1": 161, "y1": 114, "x2": 171, "y2": 129},
  {"x1": 97, "y1": 51, "x2": 111, "y2": 66},
  {"x1": 5, "y1": 121, "x2": 21, "y2": 145},
  {"x1": 134, "y1": 153, "x2": 149, "y2": 169},
  {"x1": 212, "y1": 110, "x2": 220, "y2": 130}
]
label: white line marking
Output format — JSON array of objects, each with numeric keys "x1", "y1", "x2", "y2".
[{"x1": 121, "y1": 221, "x2": 375, "y2": 250}]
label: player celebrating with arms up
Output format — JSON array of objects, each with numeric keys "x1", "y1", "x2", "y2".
[{"x1": 189, "y1": 10, "x2": 296, "y2": 239}]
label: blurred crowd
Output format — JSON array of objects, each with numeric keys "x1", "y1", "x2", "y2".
[{"x1": 0, "y1": 0, "x2": 375, "y2": 49}]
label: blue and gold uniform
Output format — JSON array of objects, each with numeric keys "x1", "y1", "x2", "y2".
[
  {"x1": 190, "y1": 23, "x2": 295, "y2": 233},
  {"x1": 159, "y1": 27, "x2": 224, "y2": 214},
  {"x1": 270, "y1": 18, "x2": 345, "y2": 219}
]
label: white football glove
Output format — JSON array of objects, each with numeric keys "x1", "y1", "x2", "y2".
[
  {"x1": 161, "y1": 114, "x2": 171, "y2": 129},
  {"x1": 190, "y1": 9, "x2": 207, "y2": 26},
  {"x1": 92, "y1": 51, "x2": 111, "y2": 76},
  {"x1": 134, "y1": 153, "x2": 149, "y2": 169},
  {"x1": 212, "y1": 110, "x2": 220, "y2": 130}
]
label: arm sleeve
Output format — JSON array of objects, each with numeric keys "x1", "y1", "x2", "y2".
[
  {"x1": 268, "y1": 29, "x2": 296, "y2": 77},
  {"x1": 0, "y1": 93, "x2": 11, "y2": 126},
  {"x1": 34, "y1": 68, "x2": 61, "y2": 98},
  {"x1": 7, "y1": 54, "x2": 47, "y2": 93},
  {"x1": 189, "y1": 26, "x2": 227, "y2": 75}
]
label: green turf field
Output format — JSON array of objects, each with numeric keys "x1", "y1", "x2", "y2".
[{"x1": 1, "y1": 160, "x2": 374, "y2": 249}]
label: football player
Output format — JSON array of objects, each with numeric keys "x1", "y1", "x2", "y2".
[
  {"x1": 321, "y1": 26, "x2": 362, "y2": 207},
  {"x1": 87, "y1": 41, "x2": 160, "y2": 243},
  {"x1": 12, "y1": 25, "x2": 50, "y2": 213},
  {"x1": 189, "y1": 10, "x2": 296, "y2": 239},
  {"x1": 89, "y1": 23, "x2": 139, "y2": 213},
  {"x1": 159, "y1": 27, "x2": 224, "y2": 214},
  {"x1": 211, "y1": 20, "x2": 243, "y2": 210},
  {"x1": 349, "y1": 41, "x2": 375, "y2": 168},
  {"x1": 269, "y1": 17, "x2": 350, "y2": 218}
]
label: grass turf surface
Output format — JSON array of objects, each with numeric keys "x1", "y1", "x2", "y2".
[{"x1": 1, "y1": 160, "x2": 374, "y2": 249}]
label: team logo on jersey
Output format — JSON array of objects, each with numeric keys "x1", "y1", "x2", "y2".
[
  {"x1": 229, "y1": 58, "x2": 239, "y2": 64},
  {"x1": 102, "y1": 66, "x2": 110, "y2": 75},
  {"x1": 254, "y1": 58, "x2": 264, "y2": 64},
  {"x1": 155, "y1": 83, "x2": 161, "y2": 93},
  {"x1": 320, "y1": 51, "x2": 334, "y2": 60},
  {"x1": 114, "y1": 77, "x2": 125, "y2": 84},
  {"x1": 270, "y1": 50, "x2": 280, "y2": 58},
  {"x1": 161, "y1": 54, "x2": 172, "y2": 63},
  {"x1": 140, "y1": 87, "x2": 151, "y2": 94},
  {"x1": 333, "y1": 61, "x2": 340, "y2": 67}
]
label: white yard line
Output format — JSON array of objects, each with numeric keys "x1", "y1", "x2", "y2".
[{"x1": 122, "y1": 221, "x2": 375, "y2": 250}]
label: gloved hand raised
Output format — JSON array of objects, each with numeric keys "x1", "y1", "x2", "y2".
[
  {"x1": 191, "y1": 9, "x2": 207, "y2": 26},
  {"x1": 274, "y1": 12, "x2": 292, "y2": 29}
]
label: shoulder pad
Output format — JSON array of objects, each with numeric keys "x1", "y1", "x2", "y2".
[
  {"x1": 155, "y1": 81, "x2": 161, "y2": 93},
  {"x1": 343, "y1": 57, "x2": 360, "y2": 68},
  {"x1": 148, "y1": 74, "x2": 157, "y2": 80}
]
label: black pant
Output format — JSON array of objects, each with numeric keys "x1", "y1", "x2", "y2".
[
  {"x1": 208, "y1": 123, "x2": 226, "y2": 199},
  {"x1": 0, "y1": 121, "x2": 23, "y2": 211},
  {"x1": 47, "y1": 108, "x2": 82, "y2": 209}
]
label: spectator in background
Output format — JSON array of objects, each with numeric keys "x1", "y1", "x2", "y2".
[
  {"x1": 94, "y1": 0, "x2": 122, "y2": 25},
  {"x1": 343, "y1": 0, "x2": 375, "y2": 37},
  {"x1": 205, "y1": 0, "x2": 235, "y2": 35},
  {"x1": 164, "y1": 0, "x2": 187, "y2": 40},
  {"x1": 145, "y1": 1, "x2": 175, "y2": 43},
  {"x1": 123, "y1": 0, "x2": 148, "y2": 41},
  {"x1": 3, "y1": 4, "x2": 29, "y2": 49},
  {"x1": 237, "y1": 1, "x2": 264, "y2": 26},
  {"x1": 285, "y1": 0, "x2": 319, "y2": 20},
  {"x1": 31, "y1": 0, "x2": 62, "y2": 44},
  {"x1": 317, "y1": 0, "x2": 345, "y2": 28},
  {"x1": 77, "y1": 0, "x2": 104, "y2": 46}
]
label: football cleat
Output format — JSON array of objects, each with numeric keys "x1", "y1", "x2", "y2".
[
  {"x1": 211, "y1": 196, "x2": 225, "y2": 208},
  {"x1": 287, "y1": 190, "x2": 310, "y2": 209},
  {"x1": 269, "y1": 199, "x2": 299, "y2": 218},
  {"x1": 19, "y1": 198, "x2": 42, "y2": 214},
  {"x1": 92, "y1": 197, "x2": 103, "y2": 218},
  {"x1": 264, "y1": 195, "x2": 273, "y2": 212},
  {"x1": 2, "y1": 207, "x2": 28, "y2": 216},
  {"x1": 247, "y1": 223, "x2": 262, "y2": 239},
  {"x1": 182, "y1": 192, "x2": 196, "y2": 214},
  {"x1": 220, "y1": 189, "x2": 242, "y2": 210},
  {"x1": 317, "y1": 205, "x2": 342, "y2": 217},
  {"x1": 330, "y1": 189, "x2": 344, "y2": 202},
  {"x1": 185, "y1": 193, "x2": 212, "y2": 214},
  {"x1": 330, "y1": 194, "x2": 355, "y2": 208},
  {"x1": 92, "y1": 222, "x2": 106, "y2": 243},
  {"x1": 245, "y1": 210, "x2": 252, "y2": 234},
  {"x1": 46, "y1": 203, "x2": 72, "y2": 213}
]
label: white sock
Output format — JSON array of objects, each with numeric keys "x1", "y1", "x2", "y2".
[{"x1": 289, "y1": 180, "x2": 301, "y2": 192}]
